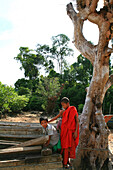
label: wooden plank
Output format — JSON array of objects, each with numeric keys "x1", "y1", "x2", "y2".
[
  {"x1": 0, "y1": 126, "x2": 42, "y2": 131},
  {"x1": 0, "y1": 130, "x2": 42, "y2": 136},
  {"x1": 0, "y1": 162, "x2": 62, "y2": 170},
  {"x1": 10, "y1": 135, "x2": 49, "y2": 148},
  {"x1": 0, "y1": 134, "x2": 43, "y2": 139},
  {"x1": 0, "y1": 121, "x2": 57, "y2": 127},
  {"x1": 0, "y1": 154, "x2": 62, "y2": 167},
  {"x1": 0, "y1": 140, "x2": 21, "y2": 146},
  {"x1": 0, "y1": 146, "x2": 42, "y2": 154},
  {"x1": 0, "y1": 121, "x2": 39, "y2": 127}
]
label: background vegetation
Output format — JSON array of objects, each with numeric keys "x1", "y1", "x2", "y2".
[{"x1": 0, "y1": 34, "x2": 113, "y2": 115}]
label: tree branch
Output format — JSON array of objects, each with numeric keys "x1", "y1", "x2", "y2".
[
  {"x1": 103, "y1": 74, "x2": 113, "y2": 99},
  {"x1": 76, "y1": 0, "x2": 99, "y2": 12},
  {"x1": 88, "y1": 12, "x2": 104, "y2": 27},
  {"x1": 90, "y1": 0, "x2": 99, "y2": 13},
  {"x1": 88, "y1": 12, "x2": 110, "y2": 61},
  {"x1": 67, "y1": 3, "x2": 96, "y2": 65}
]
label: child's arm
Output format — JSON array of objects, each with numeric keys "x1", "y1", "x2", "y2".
[
  {"x1": 48, "y1": 110, "x2": 64, "y2": 123},
  {"x1": 45, "y1": 136, "x2": 51, "y2": 146},
  {"x1": 73, "y1": 114, "x2": 79, "y2": 139}
]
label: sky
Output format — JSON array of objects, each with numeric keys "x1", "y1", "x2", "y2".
[{"x1": 0, "y1": 0, "x2": 110, "y2": 86}]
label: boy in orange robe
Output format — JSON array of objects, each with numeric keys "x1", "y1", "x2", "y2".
[{"x1": 48, "y1": 97, "x2": 79, "y2": 168}]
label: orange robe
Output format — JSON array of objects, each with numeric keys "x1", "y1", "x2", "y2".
[{"x1": 61, "y1": 106, "x2": 79, "y2": 165}]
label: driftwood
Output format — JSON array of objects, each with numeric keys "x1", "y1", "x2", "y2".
[
  {"x1": 0, "y1": 126, "x2": 42, "y2": 131},
  {"x1": 0, "y1": 140, "x2": 21, "y2": 146},
  {"x1": 10, "y1": 135, "x2": 49, "y2": 148},
  {"x1": 0, "y1": 121, "x2": 56, "y2": 127},
  {"x1": 0, "y1": 154, "x2": 62, "y2": 168},
  {"x1": 0, "y1": 134, "x2": 43, "y2": 139},
  {"x1": 0, "y1": 146, "x2": 42, "y2": 155},
  {"x1": 0, "y1": 121, "x2": 39, "y2": 127}
]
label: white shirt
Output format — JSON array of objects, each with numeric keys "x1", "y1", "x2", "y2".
[{"x1": 43, "y1": 124, "x2": 59, "y2": 146}]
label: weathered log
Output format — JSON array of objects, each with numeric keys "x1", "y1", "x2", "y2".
[
  {"x1": 0, "y1": 121, "x2": 40, "y2": 127},
  {"x1": 0, "y1": 126, "x2": 42, "y2": 131},
  {"x1": 10, "y1": 135, "x2": 49, "y2": 148},
  {"x1": 0, "y1": 130, "x2": 42, "y2": 136},
  {"x1": 0, "y1": 154, "x2": 62, "y2": 167},
  {"x1": 0, "y1": 134, "x2": 43, "y2": 139},
  {"x1": 0, "y1": 140, "x2": 21, "y2": 146},
  {"x1": 0, "y1": 146, "x2": 42, "y2": 154},
  {"x1": 0, "y1": 121, "x2": 56, "y2": 127},
  {"x1": 0, "y1": 121, "x2": 39, "y2": 127},
  {"x1": 0, "y1": 162, "x2": 62, "y2": 170}
]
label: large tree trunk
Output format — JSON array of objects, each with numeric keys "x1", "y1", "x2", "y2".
[
  {"x1": 74, "y1": 64, "x2": 110, "y2": 170},
  {"x1": 67, "y1": 1, "x2": 113, "y2": 169}
]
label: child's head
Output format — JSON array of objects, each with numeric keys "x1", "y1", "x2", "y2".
[
  {"x1": 61, "y1": 97, "x2": 70, "y2": 110},
  {"x1": 40, "y1": 117, "x2": 48, "y2": 129}
]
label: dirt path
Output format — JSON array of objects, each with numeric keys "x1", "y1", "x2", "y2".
[
  {"x1": 0, "y1": 112, "x2": 42, "y2": 123},
  {"x1": 0, "y1": 112, "x2": 57, "y2": 124}
]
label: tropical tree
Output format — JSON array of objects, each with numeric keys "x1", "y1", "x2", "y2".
[
  {"x1": 37, "y1": 77, "x2": 63, "y2": 114},
  {"x1": 67, "y1": 1, "x2": 113, "y2": 169},
  {"x1": 36, "y1": 34, "x2": 74, "y2": 75},
  {"x1": 50, "y1": 34, "x2": 73, "y2": 75},
  {"x1": 15, "y1": 47, "x2": 45, "y2": 80}
]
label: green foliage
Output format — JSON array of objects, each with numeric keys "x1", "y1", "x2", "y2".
[
  {"x1": 17, "y1": 87, "x2": 31, "y2": 96},
  {"x1": 15, "y1": 78, "x2": 33, "y2": 90},
  {"x1": 27, "y1": 96, "x2": 43, "y2": 111},
  {"x1": 0, "y1": 82, "x2": 29, "y2": 113},
  {"x1": 103, "y1": 86, "x2": 113, "y2": 114},
  {"x1": 50, "y1": 34, "x2": 74, "y2": 75},
  {"x1": 37, "y1": 77, "x2": 60, "y2": 98},
  {"x1": 78, "y1": 104, "x2": 84, "y2": 114},
  {"x1": 60, "y1": 55, "x2": 93, "y2": 109},
  {"x1": 61, "y1": 84, "x2": 86, "y2": 109},
  {"x1": 10, "y1": 95, "x2": 29, "y2": 113},
  {"x1": 15, "y1": 78, "x2": 39, "y2": 93},
  {"x1": 13, "y1": 34, "x2": 113, "y2": 115},
  {"x1": 15, "y1": 34, "x2": 73, "y2": 81},
  {"x1": 14, "y1": 47, "x2": 45, "y2": 80},
  {"x1": 37, "y1": 77, "x2": 61, "y2": 114}
]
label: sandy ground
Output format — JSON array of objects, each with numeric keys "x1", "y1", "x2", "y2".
[{"x1": 0, "y1": 112, "x2": 57, "y2": 123}]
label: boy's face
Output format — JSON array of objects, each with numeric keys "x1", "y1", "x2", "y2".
[
  {"x1": 41, "y1": 120, "x2": 48, "y2": 129},
  {"x1": 61, "y1": 102, "x2": 69, "y2": 110}
]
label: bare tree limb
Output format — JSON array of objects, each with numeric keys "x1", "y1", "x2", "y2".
[
  {"x1": 97, "y1": 22, "x2": 110, "y2": 60},
  {"x1": 90, "y1": 0, "x2": 99, "y2": 12},
  {"x1": 88, "y1": 12, "x2": 110, "y2": 62},
  {"x1": 88, "y1": 12, "x2": 104, "y2": 27},
  {"x1": 67, "y1": 3, "x2": 96, "y2": 65},
  {"x1": 76, "y1": 0, "x2": 99, "y2": 12}
]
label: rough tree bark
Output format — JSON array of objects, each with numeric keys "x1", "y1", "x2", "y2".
[{"x1": 67, "y1": 1, "x2": 113, "y2": 169}]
